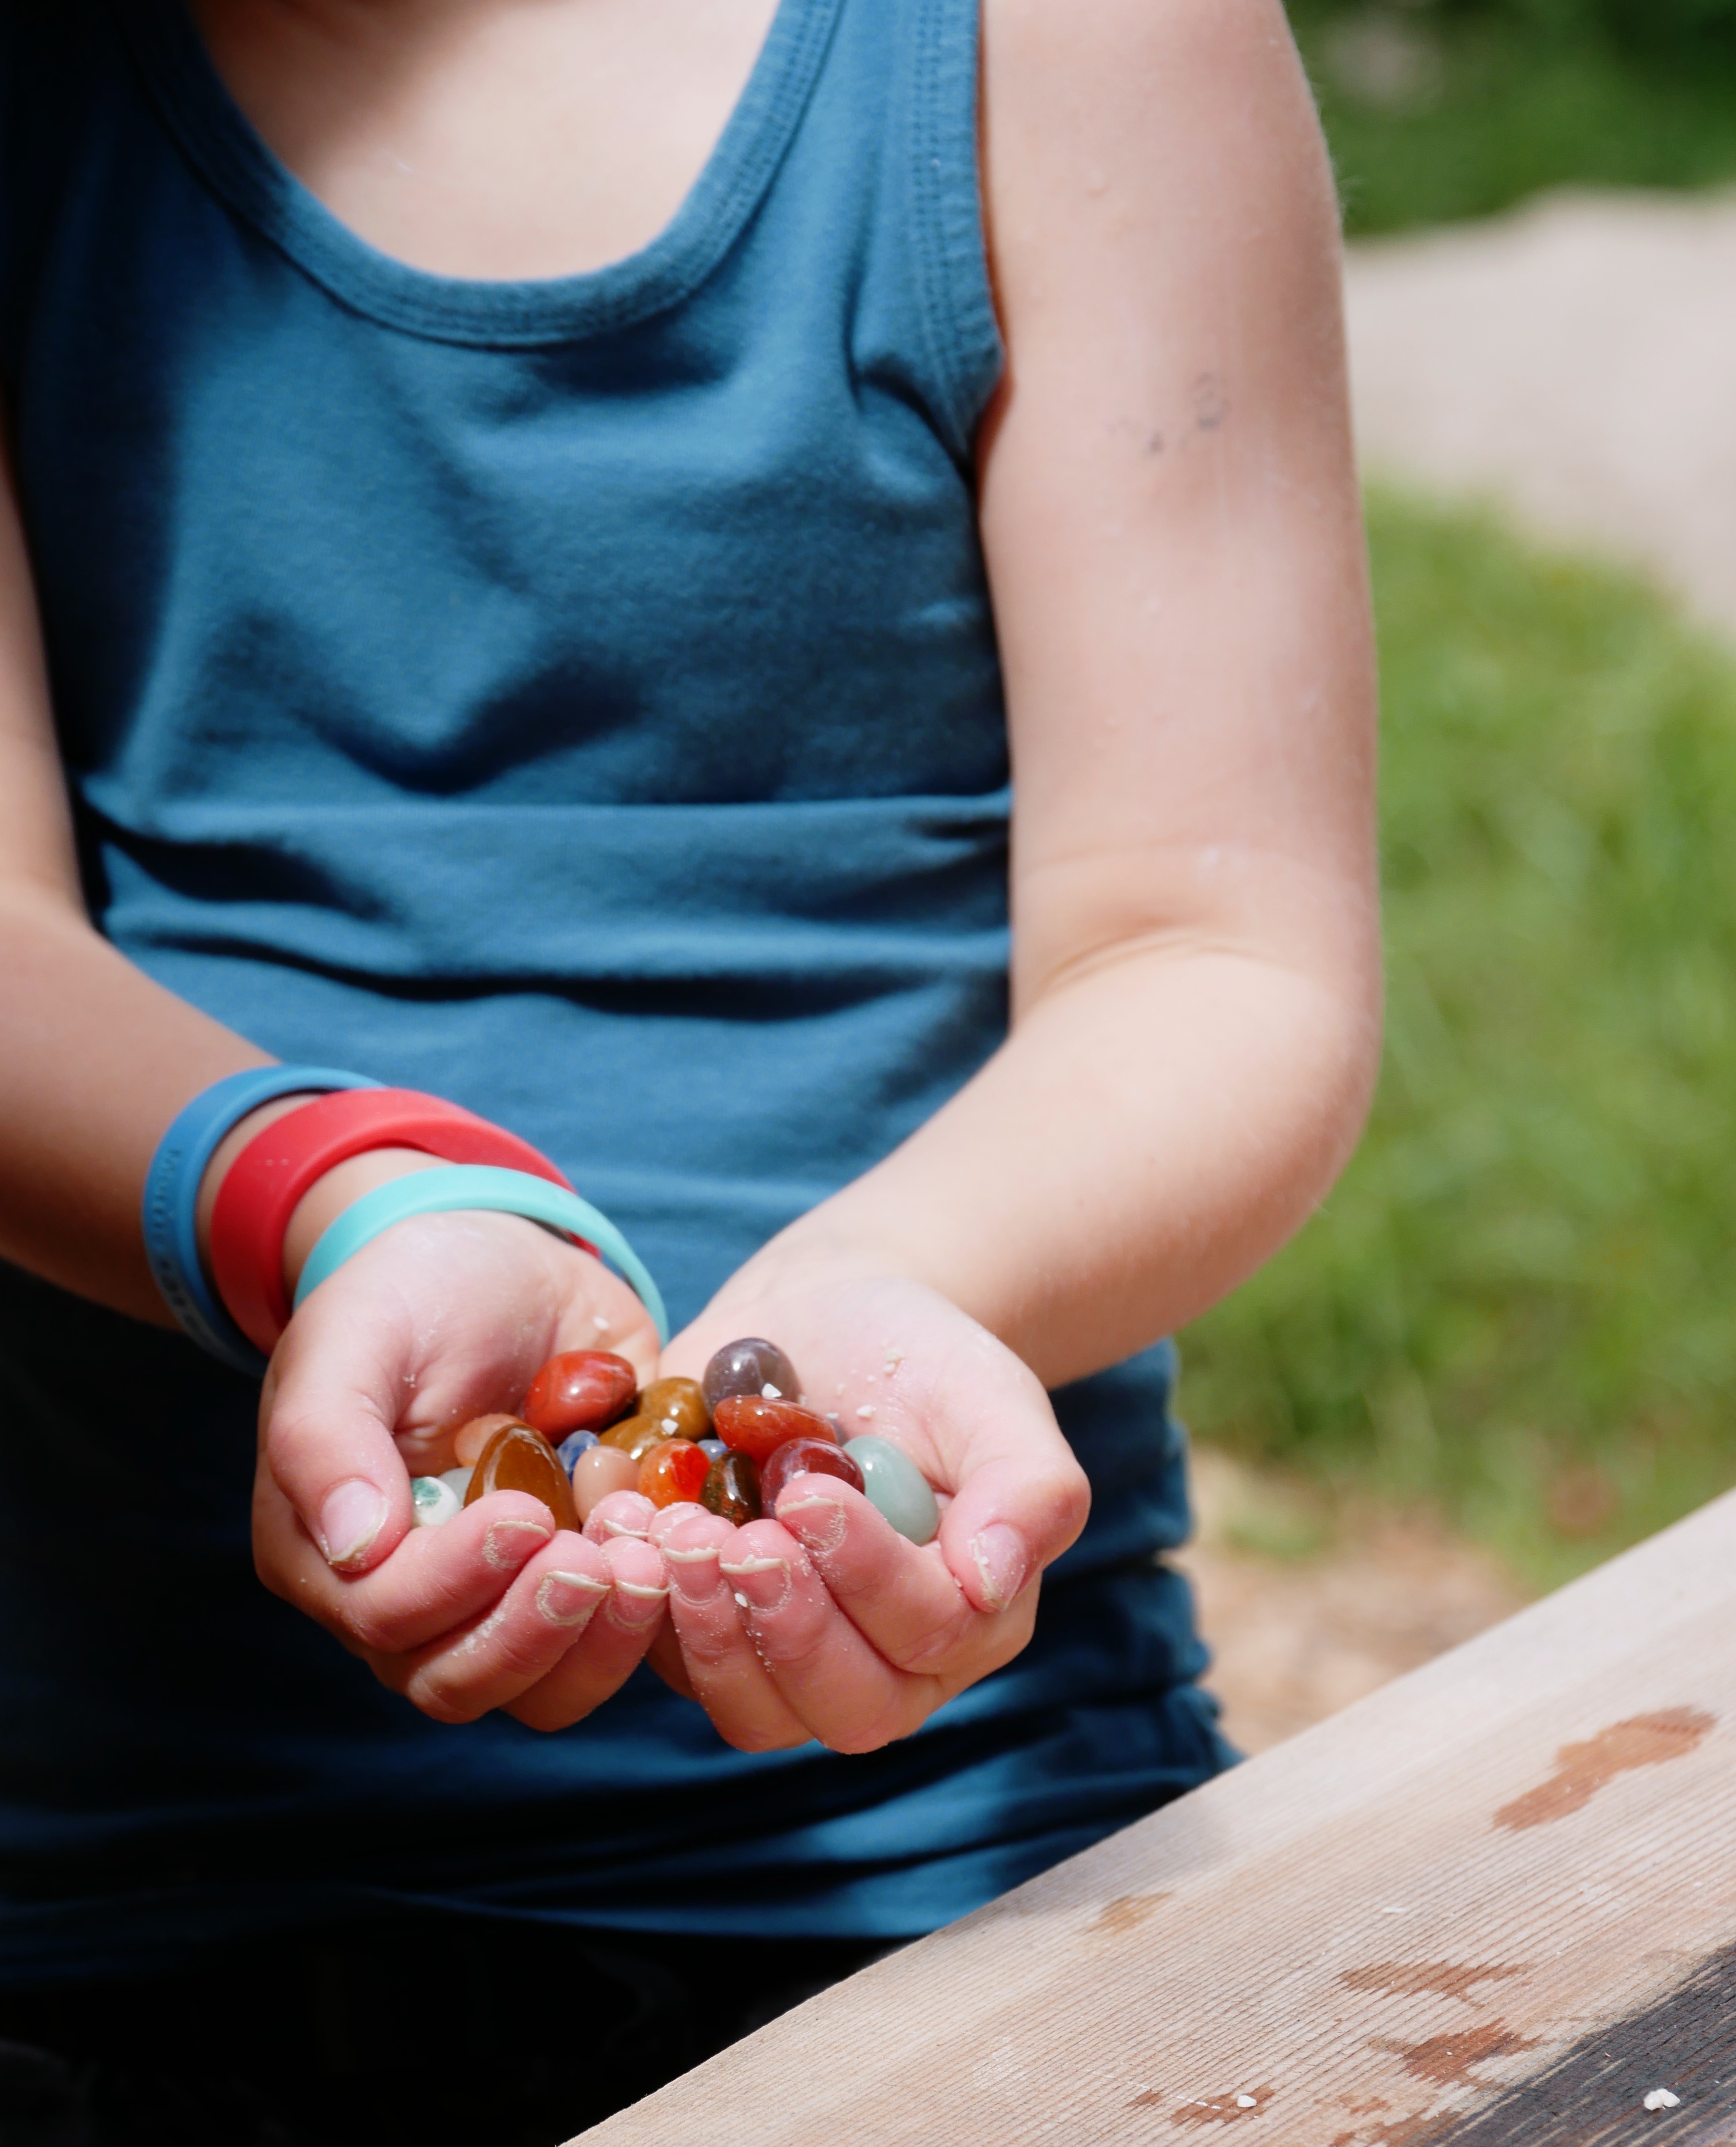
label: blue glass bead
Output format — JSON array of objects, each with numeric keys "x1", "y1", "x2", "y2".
[
  {"x1": 557, "y1": 1429, "x2": 601, "y2": 1477},
  {"x1": 412, "y1": 1475, "x2": 462, "y2": 1528},
  {"x1": 697, "y1": 1438, "x2": 728, "y2": 1462},
  {"x1": 843, "y1": 1437, "x2": 940, "y2": 1546}
]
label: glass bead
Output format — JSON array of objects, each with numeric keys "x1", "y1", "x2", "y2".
[
  {"x1": 712, "y1": 1395, "x2": 836, "y2": 1466},
  {"x1": 519, "y1": 1350, "x2": 638, "y2": 1438},
  {"x1": 700, "y1": 1337, "x2": 801, "y2": 1411},
  {"x1": 638, "y1": 1438, "x2": 712, "y2": 1509},
  {"x1": 462, "y1": 1423, "x2": 579, "y2": 1532},
  {"x1": 759, "y1": 1437, "x2": 865, "y2": 1515},
  {"x1": 599, "y1": 1413, "x2": 670, "y2": 1461},
  {"x1": 844, "y1": 1437, "x2": 940, "y2": 1546},
  {"x1": 411, "y1": 1475, "x2": 461, "y2": 1528},
  {"x1": 697, "y1": 1437, "x2": 728, "y2": 1462},
  {"x1": 637, "y1": 1376, "x2": 710, "y2": 1442},
  {"x1": 557, "y1": 1429, "x2": 601, "y2": 1476},
  {"x1": 701, "y1": 1449, "x2": 762, "y2": 1526},
  {"x1": 571, "y1": 1444, "x2": 640, "y2": 1523},
  {"x1": 439, "y1": 1466, "x2": 474, "y2": 1500},
  {"x1": 454, "y1": 1412, "x2": 525, "y2": 1466}
]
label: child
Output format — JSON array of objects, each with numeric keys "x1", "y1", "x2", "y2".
[{"x1": 0, "y1": 0, "x2": 1378, "y2": 2134}]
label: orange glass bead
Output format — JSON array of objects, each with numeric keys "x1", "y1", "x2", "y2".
[
  {"x1": 571, "y1": 1444, "x2": 640, "y2": 1523},
  {"x1": 599, "y1": 1414, "x2": 669, "y2": 1461},
  {"x1": 712, "y1": 1395, "x2": 837, "y2": 1467},
  {"x1": 462, "y1": 1423, "x2": 578, "y2": 1531},
  {"x1": 453, "y1": 1412, "x2": 526, "y2": 1466},
  {"x1": 519, "y1": 1350, "x2": 638, "y2": 1438},
  {"x1": 637, "y1": 1376, "x2": 710, "y2": 1442},
  {"x1": 638, "y1": 1438, "x2": 711, "y2": 1510}
]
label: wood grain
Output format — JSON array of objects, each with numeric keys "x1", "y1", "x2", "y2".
[{"x1": 571, "y1": 1488, "x2": 1736, "y2": 2143}]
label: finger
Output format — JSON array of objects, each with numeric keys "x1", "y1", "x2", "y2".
[
  {"x1": 253, "y1": 1470, "x2": 561, "y2": 1655},
  {"x1": 719, "y1": 1518, "x2": 941, "y2": 1754},
  {"x1": 260, "y1": 1288, "x2": 423, "y2": 1577},
  {"x1": 584, "y1": 1489, "x2": 656, "y2": 1546},
  {"x1": 659, "y1": 1509, "x2": 810, "y2": 1753},
  {"x1": 768, "y1": 1475, "x2": 990, "y2": 1675},
  {"x1": 503, "y1": 1536, "x2": 672, "y2": 1731},
  {"x1": 643, "y1": 1618, "x2": 699, "y2": 1703},
  {"x1": 373, "y1": 1528, "x2": 616, "y2": 1723}
]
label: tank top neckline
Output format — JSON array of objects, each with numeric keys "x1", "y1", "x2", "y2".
[{"x1": 114, "y1": 0, "x2": 845, "y2": 349}]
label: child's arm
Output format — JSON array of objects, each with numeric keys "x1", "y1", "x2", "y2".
[
  {"x1": 0, "y1": 430, "x2": 667, "y2": 1725},
  {"x1": 655, "y1": 0, "x2": 1380, "y2": 1749}
]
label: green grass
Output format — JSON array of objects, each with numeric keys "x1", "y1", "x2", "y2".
[
  {"x1": 1290, "y1": 6, "x2": 1736, "y2": 235},
  {"x1": 1181, "y1": 490, "x2": 1736, "y2": 1590}
]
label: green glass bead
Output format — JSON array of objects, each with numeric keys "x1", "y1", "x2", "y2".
[{"x1": 843, "y1": 1437, "x2": 939, "y2": 1546}]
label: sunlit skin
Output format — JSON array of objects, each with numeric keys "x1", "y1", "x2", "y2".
[{"x1": 0, "y1": 0, "x2": 1380, "y2": 1746}]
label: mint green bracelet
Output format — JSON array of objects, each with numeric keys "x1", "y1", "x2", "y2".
[{"x1": 293, "y1": 1164, "x2": 669, "y2": 1343}]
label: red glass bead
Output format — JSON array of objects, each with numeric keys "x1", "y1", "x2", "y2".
[
  {"x1": 638, "y1": 1438, "x2": 711, "y2": 1510},
  {"x1": 462, "y1": 1423, "x2": 579, "y2": 1531},
  {"x1": 759, "y1": 1437, "x2": 865, "y2": 1515},
  {"x1": 712, "y1": 1395, "x2": 837, "y2": 1466},
  {"x1": 519, "y1": 1351, "x2": 638, "y2": 1437}
]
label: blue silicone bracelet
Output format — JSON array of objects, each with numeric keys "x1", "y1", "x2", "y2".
[
  {"x1": 142, "y1": 1065, "x2": 382, "y2": 1375},
  {"x1": 293, "y1": 1164, "x2": 670, "y2": 1343}
]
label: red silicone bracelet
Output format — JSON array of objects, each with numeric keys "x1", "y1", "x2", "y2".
[{"x1": 209, "y1": 1089, "x2": 577, "y2": 1354}]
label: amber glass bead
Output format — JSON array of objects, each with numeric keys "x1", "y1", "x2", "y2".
[
  {"x1": 638, "y1": 1438, "x2": 711, "y2": 1510},
  {"x1": 701, "y1": 1449, "x2": 762, "y2": 1526},
  {"x1": 571, "y1": 1444, "x2": 639, "y2": 1523},
  {"x1": 759, "y1": 1437, "x2": 865, "y2": 1515},
  {"x1": 519, "y1": 1350, "x2": 638, "y2": 1438},
  {"x1": 712, "y1": 1395, "x2": 836, "y2": 1466},
  {"x1": 453, "y1": 1413, "x2": 526, "y2": 1466},
  {"x1": 462, "y1": 1423, "x2": 578, "y2": 1531},
  {"x1": 700, "y1": 1337, "x2": 801, "y2": 1411},
  {"x1": 637, "y1": 1376, "x2": 710, "y2": 1442},
  {"x1": 599, "y1": 1414, "x2": 669, "y2": 1462}
]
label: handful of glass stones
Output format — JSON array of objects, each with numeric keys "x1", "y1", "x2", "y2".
[{"x1": 409, "y1": 1336, "x2": 940, "y2": 1546}]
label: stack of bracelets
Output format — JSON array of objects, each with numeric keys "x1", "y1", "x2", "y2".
[{"x1": 140, "y1": 1066, "x2": 940, "y2": 1543}]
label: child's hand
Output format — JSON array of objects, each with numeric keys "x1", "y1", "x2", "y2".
[
  {"x1": 250, "y1": 1210, "x2": 668, "y2": 1731},
  {"x1": 652, "y1": 1260, "x2": 1091, "y2": 1753}
]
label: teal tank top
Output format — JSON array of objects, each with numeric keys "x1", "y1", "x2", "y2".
[{"x1": 0, "y1": 0, "x2": 1229, "y2": 1978}]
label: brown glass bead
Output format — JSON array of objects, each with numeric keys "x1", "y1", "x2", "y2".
[
  {"x1": 759, "y1": 1437, "x2": 865, "y2": 1515},
  {"x1": 712, "y1": 1395, "x2": 836, "y2": 1466},
  {"x1": 571, "y1": 1444, "x2": 640, "y2": 1524},
  {"x1": 453, "y1": 1412, "x2": 526, "y2": 1466},
  {"x1": 637, "y1": 1376, "x2": 710, "y2": 1443},
  {"x1": 598, "y1": 1414, "x2": 669, "y2": 1463},
  {"x1": 519, "y1": 1350, "x2": 638, "y2": 1438},
  {"x1": 701, "y1": 1450, "x2": 762, "y2": 1526},
  {"x1": 462, "y1": 1423, "x2": 578, "y2": 1531},
  {"x1": 700, "y1": 1337, "x2": 802, "y2": 1411},
  {"x1": 638, "y1": 1438, "x2": 712, "y2": 1510}
]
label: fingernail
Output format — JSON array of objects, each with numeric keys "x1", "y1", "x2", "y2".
[
  {"x1": 484, "y1": 1518, "x2": 552, "y2": 1572},
  {"x1": 536, "y1": 1570, "x2": 608, "y2": 1629},
  {"x1": 607, "y1": 1579, "x2": 669, "y2": 1629},
  {"x1": 719, "y1": 1556, "x2": 791, "y2": 1615},
  {"x1": 664, "y1": 1542, "x2": 723, "y2": 1604},
  {"x1": 318, "y1": 1480, "x2": 387, "y2": 1570},
  {"x1": 599, "y1": 1517, "x2": 648, "y2": 1540},
  {"x1": 969, "y1": 1524, "x2": 1028, "y2": 1611},
  {"x1": 779, "y1": 1496, "x2": 847, "y2": 1558}
]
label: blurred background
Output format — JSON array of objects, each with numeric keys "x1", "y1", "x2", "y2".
[{"x1": 1177, "y1": 0, "x2": 1736, "y2": 1749}]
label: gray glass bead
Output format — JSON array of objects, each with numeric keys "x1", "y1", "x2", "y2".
[
  {"x1": 411, "y1": 1475, "x2": 462, "y2": 1528},
  {"x1": 439, "y1": 1465, "x2": 474, "y2": 1501},
  {"x1": 697, "y1": 1438, "x2": 728, "y2": 1462},
  {"x1": 843, "y1": 1437, "x2": 940, "y2": 1546}
]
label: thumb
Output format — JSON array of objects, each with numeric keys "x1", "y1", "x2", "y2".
[{"x1": 258, "y1": 1286, "x2": 418, "y2": 1575}]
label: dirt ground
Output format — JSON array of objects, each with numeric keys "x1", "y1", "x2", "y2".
[
  {"x1": 1345, "y1": 188, "x2": 1736, "y2": 635},
  {"x1": 1174, "y1": 1447, "x2": 1530, "y2": 1754}
]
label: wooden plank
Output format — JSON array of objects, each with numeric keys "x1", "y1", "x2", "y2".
[{"x1": 572, "y1": 1489, "x2": 1736, "y2": 2146}]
